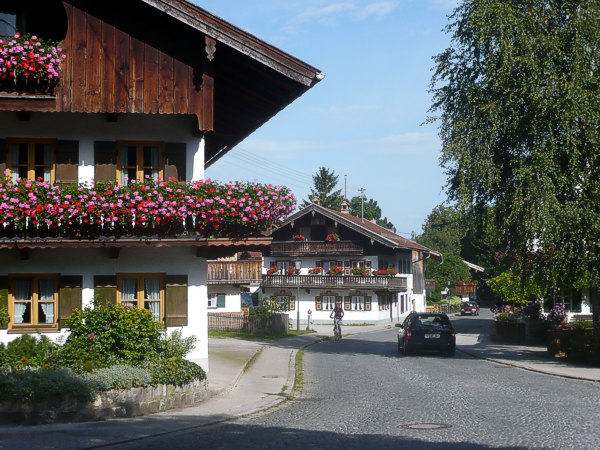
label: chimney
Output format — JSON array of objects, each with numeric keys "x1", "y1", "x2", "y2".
[
  {"x1": 312, "y1": 195, "x2": 322, "y2": 206},
  {"x1": 340, "y1": 200, "x2": 350, "y2": 214}
]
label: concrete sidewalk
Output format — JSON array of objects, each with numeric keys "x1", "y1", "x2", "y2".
[{"x1": 1, "y1": 319, "x2": 599, "y2": 449}]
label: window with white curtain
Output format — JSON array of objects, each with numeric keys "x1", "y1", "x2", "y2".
[
  {"x1": 117, "y1": 141, "x2": 164, "y2": 184},
  {"x1": 9, "y1": 275, "x2": 58, "y2": 329},
  {"x1": 117, "y1": 274, "x2": 165, "y2": 322},
  {"x1": 322, "y1": 295, "x2": 336, "y2": 311},
  {"x1": 351, "y1": 295, "x2": 365, "y2": 311}
]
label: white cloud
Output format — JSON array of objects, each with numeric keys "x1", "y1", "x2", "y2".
[
  {"x1": 429, "y1": 0, "x2": 459, "y2": 11},
  {"x1": 355, "y1": 2, "x2": 398, "y2": 19},
  {"x1": 295, "y1": 1, "x2": 398, "y2": 23}
]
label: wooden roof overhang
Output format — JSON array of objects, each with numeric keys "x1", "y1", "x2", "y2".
[
  {"x1": 0, "y1": 236, "x2": 272, "y2": 259},
  {"x1": 276, "y1": 204, "x2": 443, "y2": 261},
  {"x1": 0, "y1": 0, "x2": 323, "y2": 167}
]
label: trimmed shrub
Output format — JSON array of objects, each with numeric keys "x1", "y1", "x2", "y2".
[
  {"x1": 85, "y1": 365, "x2": 153, "y2": 391},
  {"x1": 0, "y1": 367, "x2": 96, "y2": 404},
  {"x1": 149, "y1": 358, "x2": 206, "y2": 386}
]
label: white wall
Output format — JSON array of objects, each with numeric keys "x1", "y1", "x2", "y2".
[
  {"x1": 207, "y1": 284, "x2": 243, "y2": 313},
  {"x1": 0, "y1": 112, "x2": 205, "y2": 182},
  {"x1": 0, "y1": 247, "x2": 209, "y2": 369}
]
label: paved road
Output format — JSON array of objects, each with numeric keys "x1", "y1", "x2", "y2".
[{"x1": 114, "y1": 314, "x2": 600, "y2": 449}]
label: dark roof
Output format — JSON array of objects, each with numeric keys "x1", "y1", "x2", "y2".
[
  {"x1": 120, "y1": 0, "x2": 325, "y2": 167},
  {"x1": 278, "y1": 204, "x2": 442, "y2": 259}
]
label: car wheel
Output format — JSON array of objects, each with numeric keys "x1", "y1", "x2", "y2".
[
  {"x1": 403, "y1": 340, "x2": 411, "y2": 356},
  {"x1": 446, "y1": 348, "x2": 456, "y2": 356},
  {"x1": 397, "y1": 339, "x2": 402, "y2": 353}
]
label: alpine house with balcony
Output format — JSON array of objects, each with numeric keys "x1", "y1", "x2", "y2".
[
  {"x1": 261, "y1": 203, "x2": 442, "y2": 325},
  {"x1": 0, "y1": 0, "x2": 322, "y2": 368}
]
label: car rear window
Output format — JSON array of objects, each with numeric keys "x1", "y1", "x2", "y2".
[{"x1": 412, "y1": 315, "x2": 451, "y2": 328}]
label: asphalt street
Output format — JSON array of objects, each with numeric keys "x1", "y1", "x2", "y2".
[{"x1": 113, "y1": 312, "x2": 600, "y2": 450}]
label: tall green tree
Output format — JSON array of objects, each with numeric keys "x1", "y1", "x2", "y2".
[
  {"x1": 349, "y1": 196, "x2": 395, "y2": 230},
  {"x1": 430, "y1": 1, "x2": 600, "y2": 327},
  {"x1": 301, "y1": 167, "x2": 344, "y2": 210}
]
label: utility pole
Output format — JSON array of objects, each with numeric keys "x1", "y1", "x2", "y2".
[{"x1": 358, "y1": 188, "x2": 366, "y2": 222}]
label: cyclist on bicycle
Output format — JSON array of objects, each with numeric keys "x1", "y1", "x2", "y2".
[{"x1": 330, "y1": 305, "x2": 344, "y2": 337}]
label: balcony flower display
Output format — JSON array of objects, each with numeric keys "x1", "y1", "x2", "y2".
[
  {"x1": 267, "y1": 266, "x2": 280, "y2": 275},
  {"x1": 351, "y1": 267, "x2": 369, "y2": 276},
  {"x1": 291, "y1": 234, "x2": 306, "y2": 241},
  {"x1": 374, "y1": 267, "x2": 398, "y2": 276},
  {"x1": 0, "y1": 33, "x2": 66, "y2": 94},
  {"x1": 286, "y1": 266, "x2": 299, "y2": 276},
  {"x1": 326, "y1": 265, "x2": 344, "y2": 276},
  {"x1": 0, "y1": 176, "x2": 296, "y2": 239},
  {"x1": 325, "y1": 233, "x2": 340, "y2": 243},
  {"x1": 308, "y1": 266, "x2": 323, "y2": 275}
]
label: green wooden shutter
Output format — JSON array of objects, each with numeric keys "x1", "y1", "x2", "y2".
[
  {"x1": 94, "y1": 141, "x2": 117, "y2": 183},
  {"x1": 365, "y1": 296, "x2": 372, "y2": 312},
  {"x1": 344, "y1": 296, "x2": 351, "y2": 311},
  {"x1": 55, "y1": 140, "x2": 79, "y2": 185},
  {"x1": 216, "y1": 293, "x2": 226, "y2": 308},
  {"x1": 164, "y1": 143, "x2": 186, "y2": 183},
  {"x1": 0, "y1": 276, "x2": 8, "y2": 329},
  {"x1": 165, "y1": 275, "x2": 188, "y2": 326},
  {"x1": 94, "y1": 275, "x2": 117, "y2": 305},
  {"x1": 315, "y1": 296, "x2": 322, "y2": 311},
  {"x1": 59, "y1": 276, "x2": 82, "y2": 329},
  {"x1": 289, "y1": 296, "x2": 295, "y2": 311}
]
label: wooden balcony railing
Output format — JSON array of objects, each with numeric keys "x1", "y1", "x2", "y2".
[
  {"x1": 261, "y1": 274, "x2": 407, "y2": 292},
  {"x1": 208, "y1": 260, "x2": 262, "y2": 284},
  {"x1": 270, "y1": 240, "x2": 364, "y2": 257}
]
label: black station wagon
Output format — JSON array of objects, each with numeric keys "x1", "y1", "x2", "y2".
[{"x1": 397, "y1": 312, "x2": 456, "y2": 356}]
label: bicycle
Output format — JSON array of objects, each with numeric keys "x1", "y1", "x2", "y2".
[{"x1": 333, "y1": 318, "x2": 342, "y2": 340}]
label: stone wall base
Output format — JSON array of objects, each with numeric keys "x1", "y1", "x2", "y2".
[{"x1": 0, "y1": 379, "x2": 208, "y2": 426}]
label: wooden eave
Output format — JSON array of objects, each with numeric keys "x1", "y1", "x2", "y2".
[
  {"x1": 0, "y1": 237, "x2": 271, "y2": 250},
  {"x1": 276, "y1": 204, "x2": 440, "y2": 258},
  {"x1": 138, "y1": 0, "x2": 321, "y2": 87}
]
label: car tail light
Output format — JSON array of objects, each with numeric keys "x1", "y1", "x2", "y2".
[
  {"x1": 451, "y1": 328, "x2": 456, "y2": 338},
  {"x1": 407, "y1": 327, "x2": 412, "y2": 340}
]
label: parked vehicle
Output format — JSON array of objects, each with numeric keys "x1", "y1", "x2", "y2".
[
  {"x1": 461, "y1": 302, "x2": 480, "y2": 316},
  {"x1": 397, "y1": 312, "x2": 456, "y2": 356}
]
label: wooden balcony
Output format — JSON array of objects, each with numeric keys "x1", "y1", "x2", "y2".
[
  {"x1": 261, "y1": 275, "x2": 407, "y2": 292},
  {"x1": 455, "y1": 284, "x2": 477, "y2": 295},
  {"x1": 270, "y1": 241, "x2": 364, "y2": 257},
  {"x1": 208, "y1": 260, "x2": 262, "y2": 284}
]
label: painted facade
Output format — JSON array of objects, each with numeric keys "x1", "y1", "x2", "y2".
[{"x1": 260, "y1": 204, "x2": 442, "y2": 326}]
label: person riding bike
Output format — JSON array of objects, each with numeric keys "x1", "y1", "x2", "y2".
[{"x1": 330, "y1": 305, "x2": 344, "y2": 338}]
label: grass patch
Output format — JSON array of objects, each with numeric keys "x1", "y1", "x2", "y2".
[
  {"x1": 292, "y1": 349, "x2": 304, "y2": 397},
  {"x1": 243, "y1": 347, "x2": 263, "y2": 374},
  {"x1": 209, "y1": 329, "x2": 316, "y2": 340}
]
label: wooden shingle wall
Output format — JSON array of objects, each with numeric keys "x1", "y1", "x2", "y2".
[{"x1": 55, "y1": 2, "x2": 213, "y2": 130}]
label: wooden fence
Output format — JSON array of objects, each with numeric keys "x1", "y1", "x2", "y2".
[{"x1": 208, "y1": 312, "x2": 288, "y2": 335}]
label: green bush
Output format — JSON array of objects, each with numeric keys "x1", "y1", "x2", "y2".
[
  {"x1": 566, "y1": 332, "x2": 600, "y2": 366},
  {"x1": 85, "y1": 364, "x2": 153, "y2": 391},
  {"x1": 158, "y1": 330, "x2": 197, "y2": 360},
  {"x1": 58, "y1": 300, "x2": 164, "y2": 371},
  {"x1": 0, "y1": 335, "x2": 60, "y2": 370},
  {"x1": 149, "y1": 358, "x2": 206, "y2": 386},
  {"x1": 0, "y1": 367, "x2": 96, "y2": 404}
]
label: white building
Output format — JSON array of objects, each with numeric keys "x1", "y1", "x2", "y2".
[
  {"x1": 0, "y1": 0, "x2": 322, "y2": 369},
  {"x1": 261, "y1": 204, "x2": 442, "y2": 325}
]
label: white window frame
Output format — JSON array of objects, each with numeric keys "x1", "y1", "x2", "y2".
[{"x1": 322, "y1": 295, "x2": 336, "y2": 311}]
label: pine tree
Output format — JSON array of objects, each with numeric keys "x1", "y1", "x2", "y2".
[{"x1": 301, "y1": 167, "x2": 344, "y2": 210}]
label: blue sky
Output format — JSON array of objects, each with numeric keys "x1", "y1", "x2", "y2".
[{"x1": 199, "y1": 0, "x2": 458, "y2": 236}]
